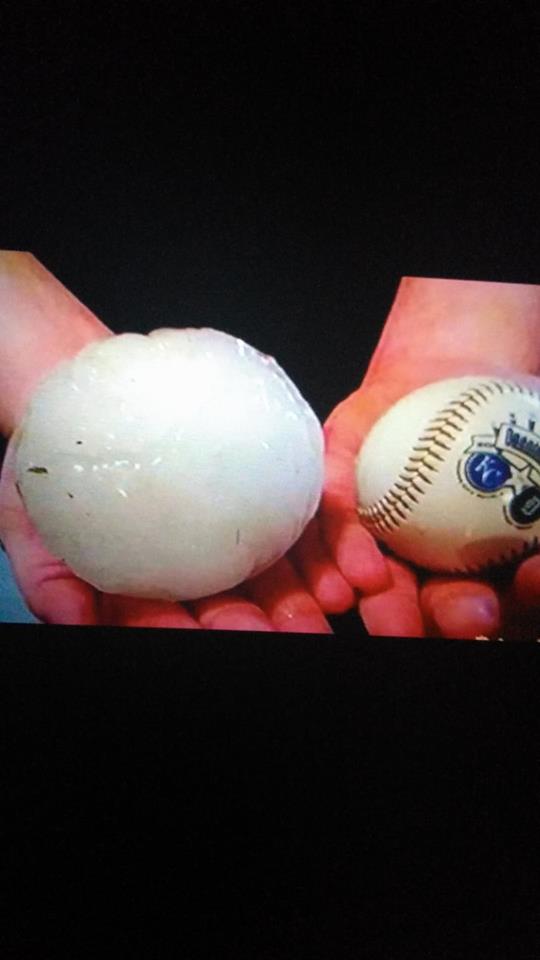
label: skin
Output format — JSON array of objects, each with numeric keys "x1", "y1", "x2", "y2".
[
  {"x1": 2, "y1": 257, "x2": 540, "y2": 639},
  {"x1": 0, "y1": 252, "x2": 331, "y2": 633},
  {"x1": 295, "y1": 278, "x2": 540, "y2": 639}
]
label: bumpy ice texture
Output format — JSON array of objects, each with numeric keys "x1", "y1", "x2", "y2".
[{"x1": 15, "y1": 328, "x2": 324, "y2": 600}]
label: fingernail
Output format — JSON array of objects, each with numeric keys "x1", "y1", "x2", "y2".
[{"x1": 432, "y1": 595, "x2": 499, "y2": 639}]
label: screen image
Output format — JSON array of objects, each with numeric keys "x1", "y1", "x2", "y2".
[
  {"x1": 2, "y1": 8, "x2": 539, "y2": 960},
  {"x1": 1, "y1": 255, "x2": 539, "y2": 641}
]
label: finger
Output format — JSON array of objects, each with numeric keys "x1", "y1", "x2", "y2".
[
  {"x1": 3, "y1": 534, "x2": 99, "y2": 626},
  {"x1": 320, "y1": 445, "x2": 391, "y2": 594},
  {"x1": 325, "y1": 397, "x2": 370, "y2": 456},
  {"x1": 500, "y1": 555, "x2": 540, "y2": 640},
  {"x1": 0, "y1": 443, "x2": 98, "y2": 625},
  {"x1": 421, "y1": 577, "x2": 500, "y2": 640},
  {"x1": 190, "y1": 591, "x2": 274, "y2": 632},
  {"x1": 247, "y1": 556, "x2": 333, "y2": 634},
  {"x1": 358, "y1": 557, "x2": 424, "y2": 637},
  {"x1": 97, "y1": 594, "x2": 200, "y2": 629},
  {"x1": 323, "y1": 401, "x2": 391, "y2": 594},
  {"x1": 321, "y1": 385, "x2": 420, "y2": 596},
  {"x1": 290, "y1": 517, "x2": 355, "y2": 614},
  {"x1": 510, "y1": 554, "x2": 540, "y2": 608},
  {"x1": 324, "y1": 381, "x2": 402, "y2": 447}
]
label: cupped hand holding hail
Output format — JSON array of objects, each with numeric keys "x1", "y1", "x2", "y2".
[{"x1": 0, "y1": 253, "x2": 331, "y2": 633}]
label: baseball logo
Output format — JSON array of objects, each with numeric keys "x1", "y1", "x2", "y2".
[
  {"x1": 355, "y1": 377, "x2": 540, "y2": 573},
  {"x1": 459, "y1": 414, "x2": 540, "y2": 527}
]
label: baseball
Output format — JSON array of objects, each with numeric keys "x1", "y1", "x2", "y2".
[
  {"x1": 355, "y1": 376, "x2": 540, "y2": 573},
  {"x1": 14, "y1": 328, "x2": 324, "y2": 601}
]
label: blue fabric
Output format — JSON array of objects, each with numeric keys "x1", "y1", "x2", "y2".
[{"x1": 0, "y1": 549, "x2": 40, "y2": 623}]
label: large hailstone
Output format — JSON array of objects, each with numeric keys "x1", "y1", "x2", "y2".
[{"x1": 14, "y1": 328, "x2": 324, "y2": 601}]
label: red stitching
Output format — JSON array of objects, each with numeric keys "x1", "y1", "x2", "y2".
[{"x1": 445, "y1": 536, "x2": 539, "y2": 574}]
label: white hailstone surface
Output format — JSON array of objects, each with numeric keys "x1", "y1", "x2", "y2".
[{"x1": 14, "y1": 328, "x2": 324, "y2": 601}]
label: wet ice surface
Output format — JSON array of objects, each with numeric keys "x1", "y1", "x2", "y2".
[{"x1": 15, "y1": 328, "x2": 324, "y2": 601}]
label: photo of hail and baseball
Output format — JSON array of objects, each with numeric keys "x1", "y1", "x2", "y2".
[{"x1": 1, "y1": 252, "x2": 539, "y2": 639}]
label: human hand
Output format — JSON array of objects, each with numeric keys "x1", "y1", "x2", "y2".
[{"x1": 294, "y1": 278, "x2": 540, "y2": 640}]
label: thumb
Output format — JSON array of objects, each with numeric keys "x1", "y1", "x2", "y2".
[
  {"x1": 3, "y1": 525, "x2": 99, "y2": 626},
  {"x1": 321, "y1": 388, "x2": 391, "y2": 594},
  {"x1": 0, "y1": 435, "x2": 98, "y2": 625}
]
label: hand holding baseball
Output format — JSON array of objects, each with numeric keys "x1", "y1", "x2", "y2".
[{"x1": 295, "y1": 277, "x2": 540, "y2": 639}]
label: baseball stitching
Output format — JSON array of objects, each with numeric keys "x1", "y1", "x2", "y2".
[{"x1": 358, "y1": 379, "x2": 540, "y2": 573}]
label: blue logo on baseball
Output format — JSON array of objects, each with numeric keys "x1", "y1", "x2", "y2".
[{"x1": 464, "y1": 452, "x2": 511, "y2": 492}]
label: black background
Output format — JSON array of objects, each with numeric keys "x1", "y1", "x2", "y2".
[
  {"x1": 1, "y1": 2, "x2": 540, "y2": 956},
  {"x1": 2, "y1": 0, "x2": 538, "y2": 417}
]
